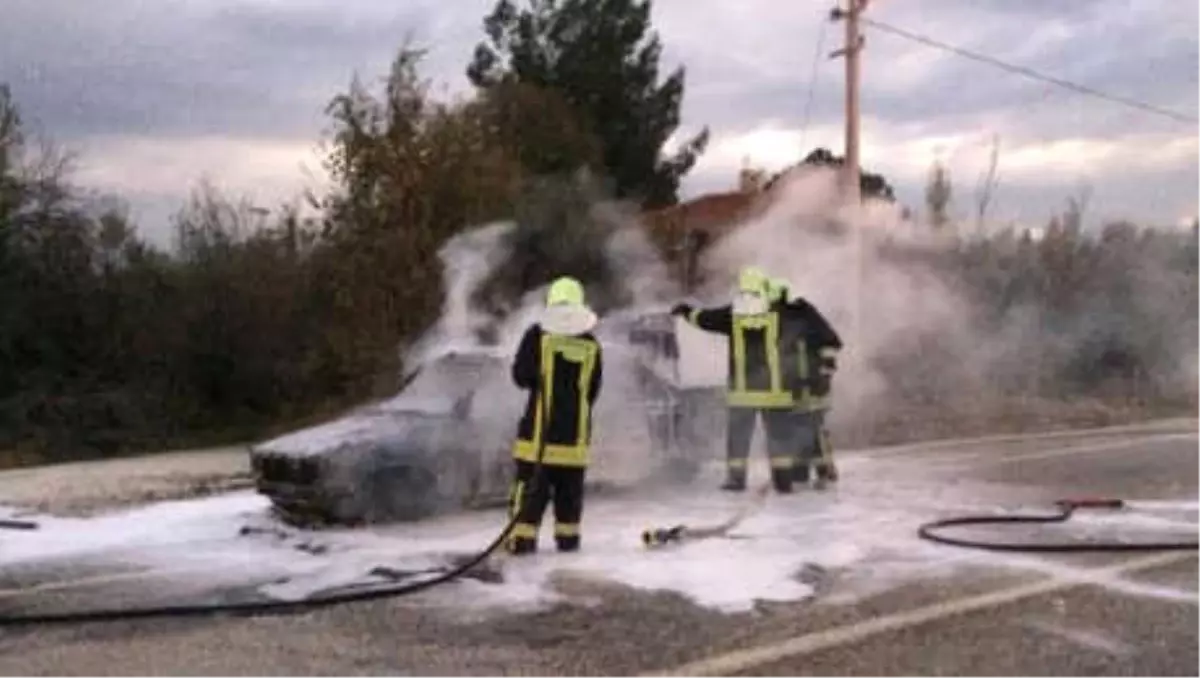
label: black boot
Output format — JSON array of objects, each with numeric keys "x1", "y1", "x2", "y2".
[
  {"x1": 506, "y1": 536, "x2": 537, "y2": 555},
  {"x1": 792, "y1": 460, "x2": 811, "y2": 484},
  {"x1": 556, "y1": 536, "x2": 580, "y2": 553},
  {"x1": 771, "y1": 469, "x2": 794, "y2": 494},
  {"x1": 720, "y1": 476, "x2": 746, "y2": 492}
]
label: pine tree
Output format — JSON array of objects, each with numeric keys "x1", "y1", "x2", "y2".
[{"x1": 467, "y1": 0, "x2": 709, "y2": 208}]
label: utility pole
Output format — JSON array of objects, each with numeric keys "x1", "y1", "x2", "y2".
[
  {"x1": 830, "y1": 0, "x2": 868, "y2": 415},
  {"x1": 830, "y1": 0, "x2": 867, "y2": 204}
]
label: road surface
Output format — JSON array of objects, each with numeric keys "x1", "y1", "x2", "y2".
[{"x1": 0, "y1": 419, "x2": 1195, "y2": 676}]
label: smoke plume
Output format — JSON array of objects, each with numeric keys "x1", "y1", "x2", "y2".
[
  {"x1": 401, "y1": 172, "x2": 687, "y2": 485},
  {"x1": 400, "y1": 162, "x2": 1196, "y2": 487},
  {"x1": 684, "y1": 165, "x2": 976, "y2": 431}
]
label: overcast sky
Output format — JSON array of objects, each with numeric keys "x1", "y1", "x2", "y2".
[{"x1": 2, "y1": 0, "x2": 1196, "y2": 246}]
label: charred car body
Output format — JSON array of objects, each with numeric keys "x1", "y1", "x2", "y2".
[{"x1": 249, "y1": 312, "x2": 723, "y2": 527}]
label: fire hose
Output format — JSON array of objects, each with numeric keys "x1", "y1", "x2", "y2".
[
  {"x1": 916, "y1": 497, "x2": 1199, "y2": 552},
  {"x1": 0, "y1": 388, "x2": 558, "y2": 629},
  {"x1": 0, "y1": 491, "x2": 534, "y2": 629},
  {"x1": 641, "y1": 482, "x2": 772, "y2": 547}
]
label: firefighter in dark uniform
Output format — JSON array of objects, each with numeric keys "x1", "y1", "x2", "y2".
[
  {"x1": 671, "y1": 266, "x2": 798, "y2": 493},
  {"x1": 766, "y1": 277, "x2": 843, "y2": 488},
  {"x1": 507, "y1": 276, "x2": 604, "y2": 555}
]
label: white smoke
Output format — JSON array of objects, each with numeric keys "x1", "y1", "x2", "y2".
[
  {"x1": 1180, "y1": 352, "x2": 1200, "y2": 393},
  {"x1": 399, "y1": 162, "x2": 1195, "y2": 483},
  {"x1": 400, "y1": 164, "x2": 976, "y2": 476},
  {"x1": 399, "y1": 204, "x2": 690, "y2": 487},
  {"x1": 689, "y1": 165, "x2": 975, "y2": 429},
  {"x1": 403, "y1": 221, "x2": 516, "y2": 367}
]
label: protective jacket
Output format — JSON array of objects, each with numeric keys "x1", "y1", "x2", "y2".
[
  {"x1": 774, "y1": 297, "x2": 842, "y2": 412},
  {"x1": 510, "y1": 323, "x2": 603, "y2": 467},
  {"x1": 683, "y1": 305, "x2": 794, "y2": 409}
]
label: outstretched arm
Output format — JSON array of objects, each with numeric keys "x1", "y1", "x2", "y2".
[{"x1": 671, "y1": 303, "x2": 734, "y2": 336}]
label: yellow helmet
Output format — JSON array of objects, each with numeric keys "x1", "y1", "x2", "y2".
[
  {"x1": 546, "y1": 276, "x2": 586, "y2": 307},
  {"x1": 737, "y1": 266, "x2": 768, "y2": 297}
]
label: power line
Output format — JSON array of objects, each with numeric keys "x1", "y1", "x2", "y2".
[
  {"x1": 860, "y1": 17, "x2": 1198, "y2": 125},
  {"x1": 798, "y1": 17, "x2": 830, "y2": 151}
]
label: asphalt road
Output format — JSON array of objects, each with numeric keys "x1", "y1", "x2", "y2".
[{"x1": 0, "y1": 418, "x2": 1195, "y2": 676}]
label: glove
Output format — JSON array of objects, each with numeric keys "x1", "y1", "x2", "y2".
[{"x1": 671, "y1": 303, "x2": 693, "y2": 318}]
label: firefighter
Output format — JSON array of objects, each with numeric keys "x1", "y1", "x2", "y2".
[
  {"x1": 506, "y1": 275, "x2": 604, "y2": 555},
  {"x1": 766, "y1": 277, "x2": 843, "y2": 489},
  {"x1": 670, "y1": 266, "x2": 798, "y2": 493}
]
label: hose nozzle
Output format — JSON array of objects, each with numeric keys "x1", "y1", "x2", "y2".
[{"x1": 642, "y1": 525, "x2": 685, "y2": 547}]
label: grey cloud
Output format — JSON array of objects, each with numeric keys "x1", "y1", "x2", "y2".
[
  {"x1": 0, "y1": 0, "x2": 487, "y2": 140},
  {"x1": 671, "y1": 0, "x2": 1195, "y2": 143},
  {"x1": 0, "y1": 0, "x2": 1193, "y2": 236},
  {"x1": 926, "y1": 0, "x2": 1091, "y2": 19},
  {"x1": 654, "y1": 0, "x2": 1197, "y2": 226}
]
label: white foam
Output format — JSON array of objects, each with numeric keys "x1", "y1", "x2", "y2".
[
  {"x1": 0, "y1": 479, "x2": 903, "y2": 613},
  {"x1": 0, "y1": 492, "x2": 269, "y2": 565},
  {"x1": 1125, "y1": 499, "x2": 1200, "y2": 512},
  {"x1": 2, "y1": 468, "x2": 1196, "y2": 616}
]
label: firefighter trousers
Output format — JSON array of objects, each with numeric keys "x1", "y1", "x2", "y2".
[
  {"x1": 506, "y1": 459, "x2": 585, "y2": 554},
  {"x1": 725, "y1": 407, "x2": 798, "y2": 493},
  {"x1": 791, "y1": 409, "x2": 838, "y2": 484}
]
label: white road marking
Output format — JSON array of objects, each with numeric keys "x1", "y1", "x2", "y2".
[
  {"x1": 647, "y1": 551, "x2": 1197, "y2": 677},
  {"x1": 695, "y1": 419, "x2": 1197, "y2": 477},
  {"x1": 921, "y1": 432, "x2": 1196, "y2": 472},
  {"x1": 847, "y1": 418, "x2": 1197, "y2": 459}
]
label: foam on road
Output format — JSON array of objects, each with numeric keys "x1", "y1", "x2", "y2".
[
  {"x1": 0, "y1": 422, "x2": 1195, "y2": 676},
  {"x1": 0, "y1": 475, "x2": 1031, "y2": 614},
  {"x1": 1, "y1": 424, "x2": 1195, "y2": 619}
]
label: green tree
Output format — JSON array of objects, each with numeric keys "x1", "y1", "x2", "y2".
[
  {"x1": 466, "y1": 0, "x2": 709, "y2": 208},
  {"x1": 315, "y1": 46, "x2": 523, "y2": 393},
  {"x1": 0, "y1": 85, "x2": 21, "y2": 218}
]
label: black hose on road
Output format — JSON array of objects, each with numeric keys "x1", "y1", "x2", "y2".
[
  {"x1": 0, "y1": 506, "x2": 523, "y2": 629},
  {"x1": 917, "y1": 498, "x2": 1200, "y2": 552},
  {"x1": 0, "y1": 391, "x2": 557, "y2": 629}
]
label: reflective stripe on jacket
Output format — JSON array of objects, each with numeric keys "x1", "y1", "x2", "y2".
[
  {"x1": 684, "y1": 305, "x2": 793, "y2": 409},
  {"x1": 511, "y1": 326, "x2": 603, "y2": 467}
]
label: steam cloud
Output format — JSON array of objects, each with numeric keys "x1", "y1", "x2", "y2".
[
  {"x1": 401, "y1": 163, "x2": 1196, "y2": 484},
  {"x1": 402, "y1": 186, "x2": 688, "y2": 484},
  {"x1": 688, "y1": 166, "x2": 973, "y2": 430}
]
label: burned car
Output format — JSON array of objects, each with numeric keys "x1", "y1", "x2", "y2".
[{"x1": 249, "y1": 312, "x2": 722, "y2": 527}]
